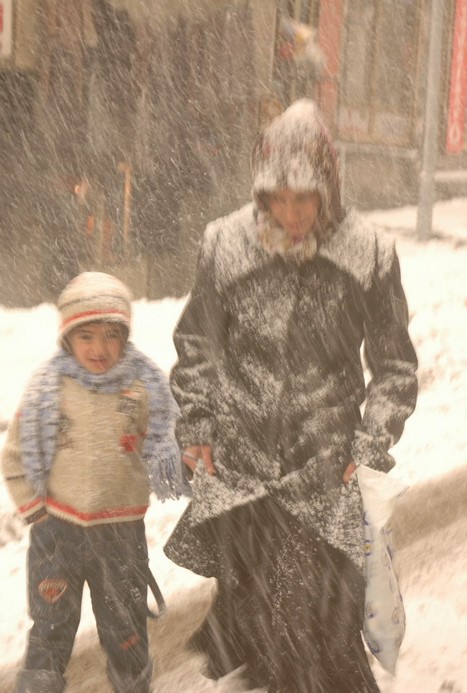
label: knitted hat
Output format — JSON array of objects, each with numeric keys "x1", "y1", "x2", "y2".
[{"x1": 57, "y1": 272, "x2": 132, "y2": 343}]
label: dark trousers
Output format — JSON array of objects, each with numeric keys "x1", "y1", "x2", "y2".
[
  {"x1": 23, "y1": 517, "x2": 152, "y2": 692},
  {"x1": 189, "y1": 500, "x2": 380, "y2": 693}
]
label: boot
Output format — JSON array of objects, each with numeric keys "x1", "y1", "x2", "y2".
[{"x1": 16, "y1": 668, "x2": 66, "y2": 693}]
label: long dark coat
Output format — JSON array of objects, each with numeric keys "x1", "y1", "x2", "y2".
[{"x1": 165, "y1": 202, "x2": 418, "y2": 572}]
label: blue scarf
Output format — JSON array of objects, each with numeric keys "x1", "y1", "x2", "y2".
[{"x1": 19, "y1": 342, "x2": 189, "y2": 501}]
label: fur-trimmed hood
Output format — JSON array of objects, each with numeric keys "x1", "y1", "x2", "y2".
[{"x1": 251, "y1": 100, "x2": 344, "y2": 234}]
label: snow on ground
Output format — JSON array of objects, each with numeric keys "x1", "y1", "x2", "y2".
[
  {"x1": 367, "y1": 199, "x2": 467, "y2": 488},
  {"x1": 0, "y1": 198, "x2": 466, "y2": 691}
]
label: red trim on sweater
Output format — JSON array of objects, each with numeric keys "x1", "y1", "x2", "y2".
[
  {"x1": 46, "y1": 497, "x2": 148, "y2": 522},
  {"x1": 19, "y1": 497, "x2": 44, "y2": 514}
]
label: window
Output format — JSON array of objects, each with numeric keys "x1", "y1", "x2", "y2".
[{"x1": 338, "y1": 0, "x2": 420, "y2": 145}]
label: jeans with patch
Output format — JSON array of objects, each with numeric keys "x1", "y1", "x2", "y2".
[{"x1": 22, "y1": 516, "x2": 152, "y2": 692}]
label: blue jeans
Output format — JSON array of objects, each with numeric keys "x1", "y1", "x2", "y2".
[{"x1": 23, "y1": 517, "x2": 152, "y2": 691}]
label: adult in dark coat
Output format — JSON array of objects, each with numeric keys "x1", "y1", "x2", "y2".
[{"x1": 164, "y1": 100, "x2": 418, "y2": 692}]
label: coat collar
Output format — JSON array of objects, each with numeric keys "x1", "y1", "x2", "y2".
[{"x1": 207, "y1": 204, "x2": 393, "y2": 292}]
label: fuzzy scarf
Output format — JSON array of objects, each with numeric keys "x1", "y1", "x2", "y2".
[
  {"x1": 256, "y1": 208, "x2": 332, "y2": 262},
  {"x1": 19, "y1": 342, "x2": 189, "y2": 501}
]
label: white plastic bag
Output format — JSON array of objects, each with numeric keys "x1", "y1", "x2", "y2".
[{"x1": 356, "y1": 464, "x2": 407, "y2": 675}]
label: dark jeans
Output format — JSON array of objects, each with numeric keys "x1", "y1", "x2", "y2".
[
  {"x1": 189, "y1": 499, "x2": 380, "y2": 693},
  {"x1": 24, "y1": 517, "x2": 151, "y2": 691}
]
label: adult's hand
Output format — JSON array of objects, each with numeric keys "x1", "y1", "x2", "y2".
[
  {"x1": 342, "y1": 461, "x2": 357, "y2": 484},
  {"x1": 182, "y1": 445, "x2": 216, "y2": 476}
]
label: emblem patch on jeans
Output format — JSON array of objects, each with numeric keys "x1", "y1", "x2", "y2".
[{"x1": 38, "y1": 578, "x2": 68, "y2": 604}]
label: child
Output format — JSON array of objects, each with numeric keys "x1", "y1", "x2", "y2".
[{"x1": 2, "y1": 271, "x2": 188, "y2": 693}]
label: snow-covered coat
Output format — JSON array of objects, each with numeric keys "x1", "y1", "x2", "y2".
[{"x1": 168, "y1": 101, "x2": 418, "y2": 570}]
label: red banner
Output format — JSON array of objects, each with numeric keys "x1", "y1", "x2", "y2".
[
  {"x1": 446, "y1": 0, "x2": 467, "y2": 153},
  {"x1": 0, "y1": 0, "x2": 12, "y2": 58}
]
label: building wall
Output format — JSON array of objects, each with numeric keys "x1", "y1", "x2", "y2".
[
  {"x1": 283, "y1": 0, "x2": 467, "y2": 209},
  {"x1": 331, "y1": 0, "x2": 467, "y2": 209},
  {"x1": 1, "y1": 0, "x2": 465, "y2": 305},
  {"x1": 0, "y1": 0, "x2": 278, "y2": 305}
]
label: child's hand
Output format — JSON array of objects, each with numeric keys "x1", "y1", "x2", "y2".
[
  {"x1": 342, "y1": 462, "x2": 357, "y2": 484},
  {"x1": 182, "y1": 446, "x2": 216, "y2": 476}
]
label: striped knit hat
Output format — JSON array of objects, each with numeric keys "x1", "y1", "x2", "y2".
[{"x1": 57, "y1": 272, "x2": 132, "y2": 343}]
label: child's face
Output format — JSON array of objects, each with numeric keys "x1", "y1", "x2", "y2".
[{"x1": 67, "y1": 322, "x2": 125, "y2": 374}]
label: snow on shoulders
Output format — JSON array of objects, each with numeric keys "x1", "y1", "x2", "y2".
[
  {"x1": 203, "y1": 203, "x2": 268, "y2": 290},
  {"x1": 203, "y1": 203, "x2": 256, "y2": 252},
  {"x1": 319, "y1": 208, "x2": 395, "y2": 290}
]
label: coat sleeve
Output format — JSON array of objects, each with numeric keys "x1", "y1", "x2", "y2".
[
  {"x1": 1, "y1": 413, "x2": 47, "y2": 523},
  {"x1": 352, "y1": 239, "x2": 418, "y2": 471},
  {"x1": 170, "y1": 230, "x2": 228, "y2": 449}
]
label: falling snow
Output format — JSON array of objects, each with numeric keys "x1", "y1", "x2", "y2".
[{"x1": 0, "y1": 197, "x2": 466, "y2": 692}]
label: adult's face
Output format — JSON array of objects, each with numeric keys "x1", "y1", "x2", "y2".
[{"x1": 267, "y1": 189, "x2": 321, "y2": 243}]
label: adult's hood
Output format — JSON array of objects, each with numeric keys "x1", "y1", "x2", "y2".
[{"x1": 251, "y1": 99, "x2": 344, "y2": 231}]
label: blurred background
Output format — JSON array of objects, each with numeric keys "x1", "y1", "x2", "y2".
[{"x1": 0, "y1": 0, "x2": 465, "y2": 304}]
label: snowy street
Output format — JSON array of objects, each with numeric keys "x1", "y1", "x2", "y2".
[{"x1": 0, "y1": 197, "x2": 466, "y2": 692}]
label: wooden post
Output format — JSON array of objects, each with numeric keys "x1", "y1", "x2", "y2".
[{"x1": 117, "y1": 162, "x2": 132, "y2": 256}]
